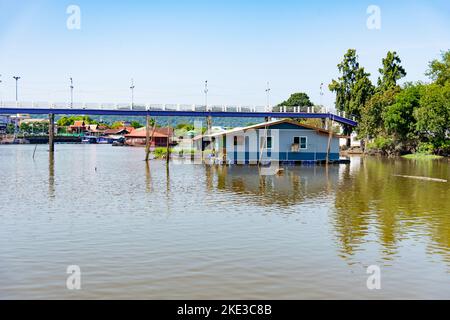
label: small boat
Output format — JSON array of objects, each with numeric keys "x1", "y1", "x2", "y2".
[
  {"x1": 81, "y1": 136, "x2": 98, "y2": 144},
  {"x1": 97, "y1": 137, "x2": 110, "y2": 144}
]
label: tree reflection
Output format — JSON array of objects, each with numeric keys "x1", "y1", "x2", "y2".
[{"x1": 333, "y1": 157, "x2": 450, "y2": 262}]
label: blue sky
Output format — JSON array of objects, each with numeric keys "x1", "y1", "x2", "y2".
[{"x1": 0, "y1": 0, "x2": 449, "y2": 108}]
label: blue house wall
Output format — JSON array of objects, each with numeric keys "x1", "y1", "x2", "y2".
[{"x1": 214, "y1": 122, "x2": 340, "y2": 164}]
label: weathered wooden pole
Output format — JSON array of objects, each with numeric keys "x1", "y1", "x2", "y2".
[
  {"x1": 145, "y1": 114, "x2": 151, "y2": 162},
  {"x1": 326, "y1": 118, "x2": 333, "y2": 164},
  {"x1": 166, "y1": 118, "x2": 171, "y2": 165},
  {"x1": 206, "y1": 115, "x2": 212, "y2": 133},
  {"x1": 48, "y1": 113, "x2": 55, "y2": 153}
]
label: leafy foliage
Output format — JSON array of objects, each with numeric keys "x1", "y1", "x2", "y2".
[
  {"x1": 377, "y1": 51, "x2": 407, "y2": 91},
  {"x1": 278, "y1": 92, "x2": 313, "y2": 107},
  {"x1": 329, "y1": 49, "x2": 374, "y2": 121},
  {"x1": 426, "y1": 50, "x2": 450, "y2": 86}
]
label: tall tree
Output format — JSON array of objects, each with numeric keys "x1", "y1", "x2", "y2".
[
  {"x1": 278, "y1": 92, "x2": 313, "y2": 107},
  {"x1": 360, "y1": 87, "x2": 400, "y2": 138},
  {"x1": 329, "y1": 49, "x2": 374, "y2": 145},
  {"x1": 415, "y1": 82, "x2": 450, "y2": 151},
  {"x1": 329, "y1": 49, "x2": 373, "y2": 121},
  {"x1": 377, "y1": 51, "x2": 407, "y2": 91},
  {"x1": 383, "y1": 83, "x2": 422, "y2": 141},
  {"x1": 360, "y1": 52, "x2": 406, "y2": 139},
  {"x1": 426, "y1": 50, "x2": 450, "y2": 86}
]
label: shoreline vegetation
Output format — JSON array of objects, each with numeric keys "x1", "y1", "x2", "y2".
[
  {"x1": 401, "y1": 153, "x2": 444, "y2": 160},
  {"x1": 327, "y1": 49, "x2": 449, "y2": 158},
  {"x1": 2, "y1": 50, "x2": 448, "y2": 161}
]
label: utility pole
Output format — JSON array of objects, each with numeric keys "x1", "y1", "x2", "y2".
[
  {"x1": 130, "y1": 78, "x2": 135, "y2": 109},
  {"x1": 204, "y1": 80, "x2": 212, "y2": 133},
  {"x1": 13, "y1": 76, "x2": 21, "y2": 102},
  {"x1": 265, "y1": 82, "x2": 271, "y2": 110},
  {"x1": 70, "y1": 77, "x2": 74, "y2": 108},
  {"x1": 204, "y1": 80, "x2": 208, "y2": 110},
  {"x1": 320, "y1": 82, "x2": 324, "y2": 109}
]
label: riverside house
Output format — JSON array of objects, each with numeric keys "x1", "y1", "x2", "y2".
[
  {"x1": 195, "y1": 119, "x2": 346, "y2": 164},
  {"x1": 125, "y1": 127, "x2": 174, "y2": 147}
]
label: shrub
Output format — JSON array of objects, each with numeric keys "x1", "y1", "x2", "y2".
[
  {"x1": 367, "y1": 136, "x2": 395, "y2": 150},
  {"x1": 416, "y1": 142, "x2": 434, "y2": 155},
  {"x1": 153, "y1": 147, "x2": 172, "y2": 159}
]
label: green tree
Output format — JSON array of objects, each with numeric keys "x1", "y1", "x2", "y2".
[
  {"x1": 426, "y1": 50, "x2": 450, "y2": 86},
  {"x1": 111, "y1": 121, "x2": 124, "y2": 129},
  {"x1": 329, "y1": 49, "x2": 374, "y2": 121},
  {"x1": 131, "y1": 121, "x2": 144, "y2": 129},
  {"x1": 377, "y1": 51, "x2": 407, "y2": 91},
  {"x1": 6, "y1": 124, "x2": 15, "y2": 134},
  {"x1": 383, "y1": 83, "x2": 422, "y2": 141},
  {"x1": 360, "y1": 87, "x2": 400, "y2": 138},
  {"x1": 57, "y1": 116, "x2": 72, "y2": 127},
  {"x1": 278, "y1": 92, "x2": 313, "y2": 107},
  {"x1": 415, "y1": 83, "x2": 450, "y2": 152}
]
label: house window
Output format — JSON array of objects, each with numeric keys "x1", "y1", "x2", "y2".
[
  {"x1": 294, "y1": 136, "x2": 307, "y2": 149},
  {"x1": 260, "y1": 136, "x2": 272, "y2": 149},
  {"x1": 234, "y1": 136, "x2": 244, "y2": 146}
]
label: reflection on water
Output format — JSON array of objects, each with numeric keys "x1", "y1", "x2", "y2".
[
  {"x1": 0, "y1": 145, "x2": 449, "y2": 299},
  {"x1": 209, "y1": 165, "x2": 341, "y2": 207},
  {"x1": 334, "y1": 157, "x2": 450, "y2": 263}
]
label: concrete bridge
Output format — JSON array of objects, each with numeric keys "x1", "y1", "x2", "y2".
[{"x1": 0, "y1": 101, "x2": 357, "y2": 127}]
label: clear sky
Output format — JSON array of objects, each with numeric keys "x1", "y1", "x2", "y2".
[{"x1": 0, "y1": 0, "x2": 449, "y2": 108}]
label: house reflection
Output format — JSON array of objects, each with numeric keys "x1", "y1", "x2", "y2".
[{"x1": 206, "y1": 164, "x2": 341, "y2": 207}]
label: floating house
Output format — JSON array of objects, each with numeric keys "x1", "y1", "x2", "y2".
[{"x1": 195, "y1": 119, "x2": 346, "y2": 164}]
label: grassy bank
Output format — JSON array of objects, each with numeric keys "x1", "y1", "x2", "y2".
[{"x1": 402, "y1": 153, "x2": 443, "y2": 160}]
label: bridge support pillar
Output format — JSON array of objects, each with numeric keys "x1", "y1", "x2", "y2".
[{"x1": 49, "y1": 113, "x2": 55, "y2": 153}]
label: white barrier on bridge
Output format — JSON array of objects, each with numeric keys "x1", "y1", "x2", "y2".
[{"x1": 0, "y1": 101, "x2": 356, "y2": 122}]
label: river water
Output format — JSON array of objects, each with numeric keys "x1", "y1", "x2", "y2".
[{"x1": 0, "y1": 145, "x2": 449, "y2": 299}]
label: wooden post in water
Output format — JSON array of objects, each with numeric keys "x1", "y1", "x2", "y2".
[
  {"x1": 145, "y1": 114, "x2": 151, "y2": 162},
  {"x1": 166, "y1": 118, "x2": 171, "y2": 165},
  {"x1": 48, "y1": 113, "x2": 55, "y2": 153},
  {"x1": 206, "y1": 115, "x2": 212, "y2": 133},
  {"x1": 326, "y1": 118, "x2": 333, "y2": 164}
]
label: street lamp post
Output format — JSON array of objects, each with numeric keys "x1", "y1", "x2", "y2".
[
  {"x1": 130, "y1": 78, "x2": 135, "y2": 109},
  {"x1": 265, "y1": 82, "x2": 271, "y2": 110},
  {"x1": 13, "y1": 76, "x2": 21, "y2": 102},
  {"x1": 70, "y1": 77, "x2": 74, "y2": 108},
  {"x1": 204, "y1": 80, "x2": 208, "y2": 110}
]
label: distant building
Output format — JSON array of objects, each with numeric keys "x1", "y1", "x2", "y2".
[
  {"x1": 125, "y1": 127, "x2": 174, "y2": 147},
  {"x1": 195, "y1": 119, "x2": 346, "y2": 164},
  {"x1": 104, "y1": 127, "x2": 133, "y2": 136},
  {"x1": 69, "y1": 120, "x2": 87, "y2": 134},
  {"x1": 0, "y1": 115, "x2": 9, "y2": 133}
]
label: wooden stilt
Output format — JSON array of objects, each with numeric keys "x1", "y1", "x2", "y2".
[
  {"x1": 326, "y1": 118, "x2": 333, "y2": 164},
  {"x1": 206, "y1": 115, "x2": 212, "y2": 133},
  {"x1": 145, "y1": 114, "x2": 151, "y2": 161},
  {"x1": 145, "y1": 115, "x2": 157, "y2": 162},
  {"x1": 49, "y1": 113, "x2": 55, "y2": 153},
  {"x1": 166, "y1": 118, "x2": 171, "y2": 165}
]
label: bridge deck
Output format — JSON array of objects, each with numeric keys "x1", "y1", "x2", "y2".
[{"x1": 0, "y1": 105, "x2": 357, "y2": 127}]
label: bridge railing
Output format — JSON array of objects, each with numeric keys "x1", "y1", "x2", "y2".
[{"x1": 0, "y1": 101, "x2": 356, "y2": 121}]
